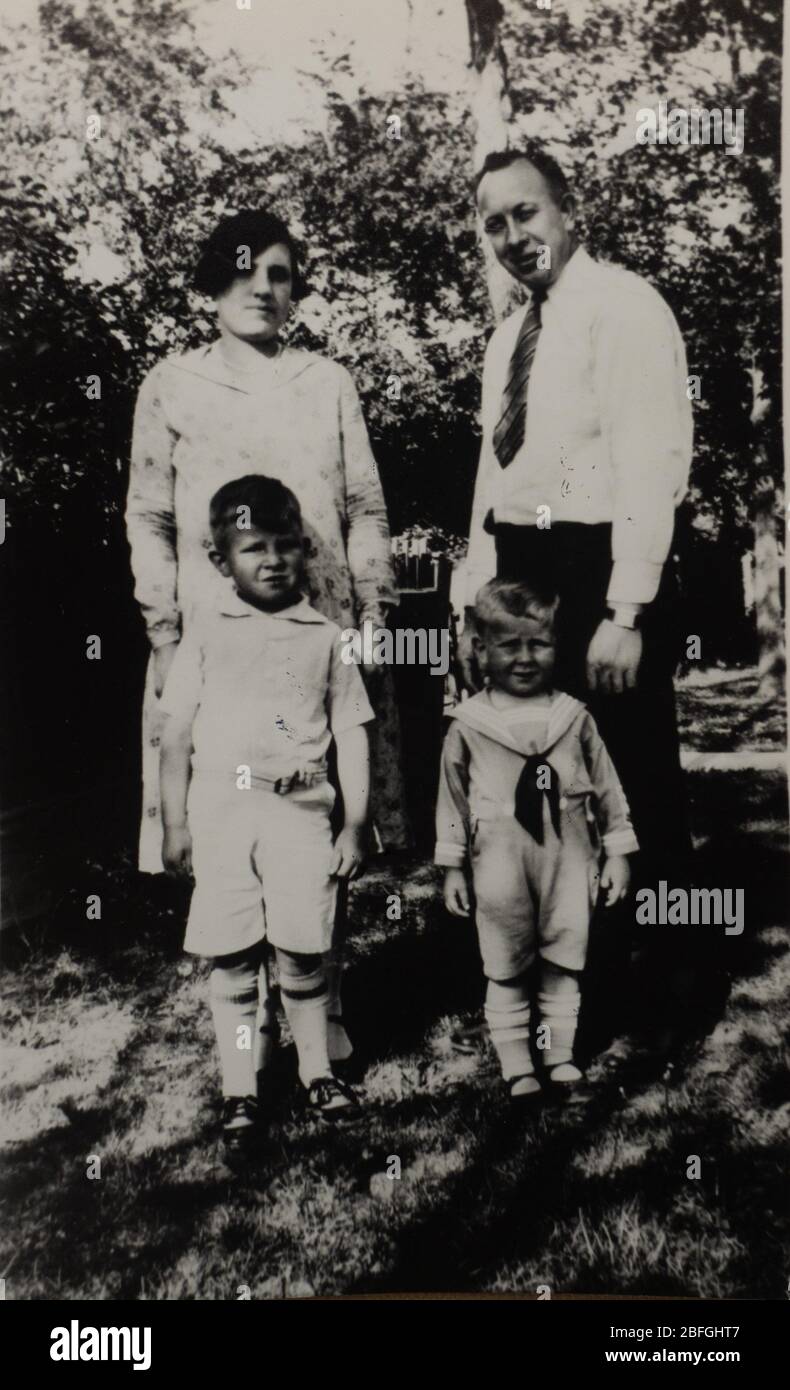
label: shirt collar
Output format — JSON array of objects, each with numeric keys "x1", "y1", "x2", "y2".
[
  {"x1": 218, "y1": 589, "x2": 329, "y2": 624},
  {"x1": 543, "y1": 244, "x2": 597, "y2": 304}
]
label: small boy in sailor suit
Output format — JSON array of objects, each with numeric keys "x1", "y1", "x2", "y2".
[{"x1": 436, "y1": 579, "x2": 638, "y2": 1100}]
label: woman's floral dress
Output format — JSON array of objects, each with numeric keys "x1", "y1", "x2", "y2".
[{"x1": 127, "y1": 340, "x2": 409, "y2": 871}]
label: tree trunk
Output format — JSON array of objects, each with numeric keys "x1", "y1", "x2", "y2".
[
  {"x1": 464, "y1": 0, "x2": 517, "y2": 322},
  {"x1": 749, "y1": 364, "x2": 785, "y2": 701}
]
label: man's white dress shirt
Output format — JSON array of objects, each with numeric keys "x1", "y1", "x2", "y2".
[{"x1": 465, "y1": 246, "x2": 693, "y2": 608}]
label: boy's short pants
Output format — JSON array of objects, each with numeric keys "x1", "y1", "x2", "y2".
[
  {"x1": 184, "y1": 775, "x2": 337, "y2": 958},
  {"x1": 470, "y1": 794, "x2": 600, "y2": 980}
]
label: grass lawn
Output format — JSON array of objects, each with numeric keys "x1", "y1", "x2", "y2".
[
  {"x1": 1, "y1": 768, "x2": 788, "y2": 1300},
  {"x1": 676, "y1": 667, "x2": 786, "y2": 751}
]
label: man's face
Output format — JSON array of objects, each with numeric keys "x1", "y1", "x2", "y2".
[
  {"x1": 475, "y1": 613, "x2": 556, "y2": 698},
  {"x1": 477, "y1": 159, "x2": 576, "y2": 290},
  {"x1": 211, "y1": 523, "x2": 305, "y2": 611},
  {"x1": 214, "y1": 242, "x2": 293, "y2": 343}
]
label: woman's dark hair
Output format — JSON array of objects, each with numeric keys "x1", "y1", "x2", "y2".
[
  {"x1": 193, "y1": 210, "x2": 308, "y2": 299},
  {"x1": 210, "y1": 475, "x2": 303, "y2": 554}
]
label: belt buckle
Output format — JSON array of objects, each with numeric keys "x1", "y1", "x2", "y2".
[{"x1": 274, "y1": 770, "x2": 300, "y2": 795}]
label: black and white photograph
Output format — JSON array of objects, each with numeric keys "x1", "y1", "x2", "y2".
[{"x1": 1, "y1": 0, "x2": 787, "y2": 1328}]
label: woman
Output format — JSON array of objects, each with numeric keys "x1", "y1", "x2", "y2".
[{"x1": 127, "y1": 209, "x2": 409, "y2": 875}]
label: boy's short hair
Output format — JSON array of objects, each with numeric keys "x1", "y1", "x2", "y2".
[
  {"x1": 209, "y1": 475, "x2": 303, "y2": 553},
  {"x1": 473, "y1": 578, "x2": 558, "y2": 635}
]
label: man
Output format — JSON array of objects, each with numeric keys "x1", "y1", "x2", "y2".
[{"x1": 453, "y1": 144, "x2": 694, "y2": 1053}]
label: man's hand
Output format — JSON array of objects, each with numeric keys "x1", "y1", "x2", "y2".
[
  {"x1": 600, "y1": 854, "x2": 630, "y2": 907},
  {"x1": 330, "y1": 824, "x2": 367, "y2": 880},
  {"x1": 586, "y1": 619, "x2": 642, "y2": 695},
  {"x1": 153, "y1": 640, "x2": 179, "y2": 698},
  {"x1": 443, "y1": 866, "x2": 471, "y2": 918},
  {"x1": 163, "y1": 825, "x2": 193, "y2": 878}
]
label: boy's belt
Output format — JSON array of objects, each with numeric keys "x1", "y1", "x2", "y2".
[{"x1": 252, "y1": 768, "x2": 327, "y2": 795}]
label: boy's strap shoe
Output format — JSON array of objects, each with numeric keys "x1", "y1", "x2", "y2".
[
  {"x1": 221, "y1": 1094, "x2": 262, "y2": 1154},
  {"x1": 305, "y1": 1075, "x2": 362, "y2": 1120}
]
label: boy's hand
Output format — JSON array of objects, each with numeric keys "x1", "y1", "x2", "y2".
[
  {"x1": 330, "y1": 824, "x2": 367, "y2": 880},
  {"x1": 163, "y1": 825, "x2": 193, "y2": 878},
  {"x1": 600, "y1": 854, "x2": 630, "y2": 907},
  {"x1": 443, "y1": 866, "x2": 471, "y2": 918}
]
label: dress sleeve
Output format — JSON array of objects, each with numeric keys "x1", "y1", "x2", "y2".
[
  {"x1": 435, "y1": 721, "x2": 472, "y2": 868},
  {"x1": 126, "y1": 362, "x2": 181, "y2": 649},
  {"x1": 337, "y1": 367, "x2": 398, "y2": 620},
  {"x1": 327, "y1": 629, "x2": 376, "y2": 736},
  {"x1": 579, "y1": 712, "x2": 639, "y2": 856},
  {"x1": 158, "y1": 627, "x2": 204, "y2": 727}
]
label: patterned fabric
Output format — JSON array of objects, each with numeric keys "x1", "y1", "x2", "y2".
[
  {"x1": 127, "y1": 341, "x2": 410, "y2": 870},
  {"x1": 491, "y1": 290, "x2": 545, "y2": 470}
]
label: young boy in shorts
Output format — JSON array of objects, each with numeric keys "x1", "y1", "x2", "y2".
[
  {"x1": 436, "y1": 579, "x2": 638, "y2": 1101},
  {"x1": 159, "y1": 474, "x2": 373, "y2": 1152}
]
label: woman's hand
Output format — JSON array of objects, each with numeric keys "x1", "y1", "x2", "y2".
[
  {"x1": 600, "y1": 854, "x2": 630, "y2": 907},
  {"x1": 163, "y1": 825, "x2": 193, "y2": 878},
  {"x1": 330, "y1": 824, "x2": 367, "y2": 880},
  {"x1": 444, "y1": 867, "x2": 471, "y2": 917},
  {"x1": 153, "y1": 640, "x2": 179, "y2": 698}
]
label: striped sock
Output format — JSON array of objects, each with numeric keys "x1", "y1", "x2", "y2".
[
  {"x1": 279, "y1": 958, "x2": 331, "y2": 1087},
  {"x1": 209, "y1": 956, "x2": 259, "y2": 1097}
]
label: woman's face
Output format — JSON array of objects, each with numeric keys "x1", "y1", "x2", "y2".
[{"x1": 214, "y1": 241, "x2": 293, "y2": 343}]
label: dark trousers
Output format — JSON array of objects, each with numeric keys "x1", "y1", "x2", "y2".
[{"x1": 493, "y1": 521, "x2": 692, "y2": 883}]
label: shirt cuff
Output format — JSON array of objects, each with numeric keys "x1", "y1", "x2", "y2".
[
  {"x1": 602, "y1": 828, "x2": 640, "y2": 856},
  {"x1": 435, "y1": 841, "x2": 467, "y2": 868},
  {"x1": 607, "y1": 560, "x2": 664, "y2": 606}
]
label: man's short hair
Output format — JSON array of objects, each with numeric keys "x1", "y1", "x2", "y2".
[
  {"x1": 474, "y1": 144, "x2": 571, "y2": 208},
  {"x1": 473, "y1": 578, "x2": 559, "y2": 635},
  {"x1": 193, "y1": 209, "x2": 308, "y2": 299},
  {"x1": 209, "y1": 475, "x2": 303, "y2": 553}
]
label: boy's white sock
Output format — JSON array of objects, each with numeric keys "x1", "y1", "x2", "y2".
[
  {"x1": 209, "y1": 957, "x2": 259, "y2": 1097},
  {"x1": 538, "y1": 983, "x2": 582, "y2": 1073},
  {"x1": 485, "y1": 982, "x2": 537, "y2": 1093},
  {"x1": 323, "y1": 948, "x2": 353, "y2": 1062},
  {"x1": 279, "y1": 962, "x2": 332, "y2": 1087}
]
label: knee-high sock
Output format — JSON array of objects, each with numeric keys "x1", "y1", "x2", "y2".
[
  {"x1": 322, "y1": 948, "x2": 352, "y2": 1062},
  {"x1": 484, "y1": 980, "x2": 533, "y2": 1082},
  {"x1": 209, "y1": 956, "x2": 259, "y2": 1098},
  {"x1": 253, "y1": 956, "x2": 277, "y2": 1074},
  {"x1": 278, "y1": 953, "x2": 331, "y2": 1087},
  {"x1": 538, "y1": 980, "x2": 581, "y2": 1067}
]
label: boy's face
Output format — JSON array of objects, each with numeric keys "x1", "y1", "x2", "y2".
[
  {"x1": 210, "y1": 522, "x2": 306, "y2": 611},
  {"x1": 475, "y1": 612, "x2": 555, "y2": 697}
]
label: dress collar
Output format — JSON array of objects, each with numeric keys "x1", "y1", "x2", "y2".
[
  {"x1": 218, "y1": 590, "x2": 329, "y2": 624},
  {"x1": 169, "y1": 340, "x2": 318, "y2": 394}
]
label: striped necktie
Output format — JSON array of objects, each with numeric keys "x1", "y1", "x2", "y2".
[{"x1": 492, "y1": 288, "x2": 546, "y2": 470}]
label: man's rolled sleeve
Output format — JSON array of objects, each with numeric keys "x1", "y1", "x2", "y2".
[{"x1": 595, "y1": 292, "x2": 692, "y2": 606}]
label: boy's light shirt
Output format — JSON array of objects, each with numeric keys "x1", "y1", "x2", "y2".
[
  {"x1": 435, "y1": 689, "x2": 639, "y2": 867},
  {"x1": 159, "y1": 588, "x2": 374, "y2": 783}
]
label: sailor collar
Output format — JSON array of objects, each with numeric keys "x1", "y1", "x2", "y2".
[{"x1": 450, "y1": 689, "x2": 586, "y2": 756}]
